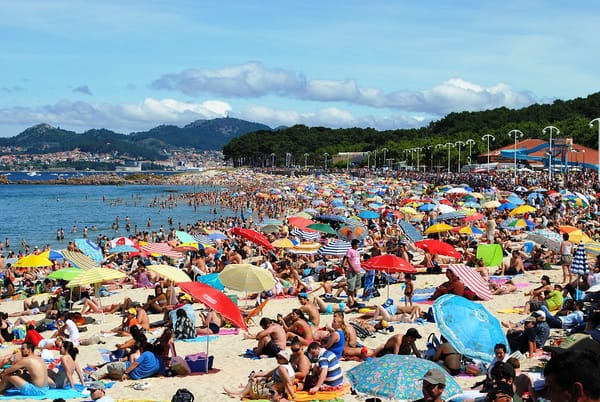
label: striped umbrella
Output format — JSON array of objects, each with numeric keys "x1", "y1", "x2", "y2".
[
  {"x1": 571, "y1": 240, "x2": 590, "y2": 277},
  {"x1": 318, "y1": 239, "x2": 364, "y2": 256},
  {"x1": 140, "y1": 243, "x2": 185, "y2": 259},
  {"x1": 290, "y1": 227, "x2": 320, "y2": 241},
  {"x1": 192, "y1": 234, "x2": 215, "y2": 246},
  {"x1": 62, "y1": 250, "x2": 98, "y2": 270}
]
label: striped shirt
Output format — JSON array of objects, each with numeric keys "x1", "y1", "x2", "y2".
[{"x1": 317, "y1": 348, "x2": 343, "y2": 387}]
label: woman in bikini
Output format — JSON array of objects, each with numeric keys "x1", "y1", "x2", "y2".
[
  {"x1": 277, "y1": 309, "x2": 313, "y2": 345},
  {"x1": 48, "y1": 340, "x2": 85, "y2": 389},
  {"x1": 432, "y1": 336, "x2": 461, "y2": 375}
]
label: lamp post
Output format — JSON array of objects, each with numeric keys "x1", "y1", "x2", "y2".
[
  {"x1": 346, "y1": 152, "x2": 350, "y2": 171},
  {"x1": 303, "y1": 153, "x2": 309, "y2": 169},
  {"x1": 481, "y1": 134, "x2": 495, "y2": 172},
  {"x1": 426, "y1": 145, "x2": 433, "y2": 172},
  {"x1": 285, "y1": 152, "x2": 292, "y2": 168},
  {"x1": 508, "y1": 130, "x2": 524, "y2": 183},
  {"x1": 373, "y1": 149, "x2": 377, "y2": 170},
  {"x1": 323, "y1": 153, "x2": 329, "y2": 170},
  {"x1": 454, "y1": 141, "x2": 465, "y2": 173},
  {"x1": 414, "y1": 147, "x2": 423, "y2": 171},
  {"x1": 381, "y1": 147, "x2": 388, "y2": 168},
  {"x1": 543, "y1": 126, "x2": 560, "y2": 184},
  {"x1": 270, "y1": 153, "x2": 276, "y2": 168},
  {"x1": 466, "y1": 139, "x2": 476, "y2": 166},
  {"x1": 366, "y1": 151, "x2": 371, "y2": 170},
  {"x1": 436, "y1": 143, "x2": 454, "y2": 173},
  {"x1": 590, "y1": 118, "x2": 600, "y2": 175}
]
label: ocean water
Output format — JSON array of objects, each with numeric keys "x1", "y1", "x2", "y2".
[{"x1": 0, "y1": 183, "x2": 235, "y2": 253}]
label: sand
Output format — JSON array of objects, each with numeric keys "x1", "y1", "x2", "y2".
[{"x1": 0, "y1": 263, "x2": 559, "y2": 402}]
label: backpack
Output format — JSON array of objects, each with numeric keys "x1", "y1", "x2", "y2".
[
  {"x1": 171, "y1": 388, "x2": 195, "y2": 402},
  {"x1": 174, "y1": 315, "x2": 196, "y2": 340}
]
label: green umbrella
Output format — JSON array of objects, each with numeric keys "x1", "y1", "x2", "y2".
[
  {"x1": 48, "y1": 267, "x2": 83, "y2": 281},
  {"x1": 306, "y1": 223, "x2": 337, "y2": 235}
]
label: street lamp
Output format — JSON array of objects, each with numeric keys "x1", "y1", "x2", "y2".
[
  {"x1": 481, "y1": 134, "x2": 495, "y2": 172},
  {"x1": 436, "y1": 143, "x2": 454, "y2": 173},
  {"x1": 426, "y1": 145, "x2": 433, "y2": 171},
  {"x1": 508, "y1": 130, "x2": 524, "y2": 183},
  {"x1": 303, "y1": 153, "x2": 309, "y2": 169},
  {"x1": 465, "y1": 139, "x2": 476, "y2": 166},
  {"x1": 413, "y1": 147, "x2": 423, "y2": 171},
  {"x1": 381, "y1": 147, "x2": 388, "y2": 168},
  {"x1": 454, "y1": 141, "x2": 465, "y2": 173},
  {"x1": 270, "y1": 153, "x2": 276, "y2": 168},
  {"x1": 346, "y1": 152, "x2": 350, "y2": 171},
  {"x1": 590, "y1": 118, "x2": 600, "y2": 175},
  {"x1": 323, "y1": 153, "x2": 329, "y2": 170},
  {"x1": 285, "y1": 152, "x2": 292, "y2": 168},
  {"x1": 373, "y1": 149, "x2": 377, "y2": 170},
  {"x1": 366, "y1": 151, "x2": 371, "y2": 170},
  {"x1": 542, "y1": 126, "x2": 559, "y2": 184}
]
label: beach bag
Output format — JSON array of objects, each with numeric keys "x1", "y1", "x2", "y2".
[
  {"x1": 171, "y1": 388, "x2": 195, "y2": 402},
  {"x1": 170, "y1": 356, "x2": 191, "y2": 375},
  {"x1": 424, "y1": 333, "x2": 441, "y2": 360}
]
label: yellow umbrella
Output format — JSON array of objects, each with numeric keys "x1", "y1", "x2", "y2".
[
  {"x1": 509, "y1": 205, "x2": 537, "y2": 216},
  {"x1": 67, "y1": 267, "x2": 126, "y2": 288},
  {"x1": 147, "y1": 264, "x2": 192, "y2": 283},
  {"x1": 14, "y1": 253, "x2": 53, "y2": 268},
  {"x1": 271, "y1": 238, "x2": 295, "y2": 248},
  {"x1": 424, "y1": 223, "x2": 454, "y2": 235},
  {"x1": 566, "y1": 230, "x2": 591, "y2": 244},
  {"x1": 219, "y1": 264, "x2": 276, "y2": 292},
  {"x1": 398, "y1": 206, "x2": 418, "y2": 215}
]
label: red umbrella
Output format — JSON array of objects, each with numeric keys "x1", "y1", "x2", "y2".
[
  {"x1": 178, "y1": 281, "x2": 247, "y2": 331},
  {"x1": 462, "y1": 213, "x2": 484, "y2": 222},
  {"x1": 414, "y1": 239, "x2": 462, "y2": 259},
  {"x1": 230, "y1": 227, "x2": 274, "y2": 250},
  {"x1": 362, "y1": 254, "x2": 416, "y2": 273},
  {"x1": 287, "y1": 216, "x2": 315, "y2": 228}
]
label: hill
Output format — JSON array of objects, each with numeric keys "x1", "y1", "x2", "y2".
[
  {"x1": 0, "y1": 118, "x2": 271, "y2": 160},
  {"x1": 223, "y1": 91, "x2": 600, "y2": 167}
]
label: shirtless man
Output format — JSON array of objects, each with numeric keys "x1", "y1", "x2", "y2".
[
  {"x1": 370, "y1": 328, "x2": 422, "y2": 358},
  {"x1": 132, "y1": 303, "x2": 150, "y2": 331},
  {"x1": 297, "y1": 292, "x2": 320, "y2": 327},
  {"x1": 243, "y1": 317, "x2": 286, "y2": 357},
  {"x1": 0, "y1": 342, "x2": 49, "y2": 396}
]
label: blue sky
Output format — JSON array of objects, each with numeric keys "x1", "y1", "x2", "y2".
[{"x1": 1, "y1": 1, "x2": 599, "y2": 137}]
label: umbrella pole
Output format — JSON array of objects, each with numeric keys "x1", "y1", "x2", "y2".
[
  {"x1": 94, "y1": 283, "x2": 105, "y2": 324},
  {"x1": 206, "y1": 308, "x2": 211, "y2": 374}
]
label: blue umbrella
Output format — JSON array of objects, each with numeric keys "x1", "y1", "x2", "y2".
[
  {"x1": 418, "y1": 203, "x2": 436, "y2": 212},
  {"x1": 358, "y1": 210, "x2": 379, "y2": 219},
  {"x1": 347, "y1": 355, "x2": 462, "y2": 400},
  {"x1": 197, "y1": 273, "x2": 225, "y2": 291},
  {"x1": 74, "y1": 238, "x2": 104, "y2": 263},
  {"x1": 497, "y1": 202, "x2": 516, "y2": 211},
  {"x1": 432, "y1": 294, "x2": 509, "y2": 362}
]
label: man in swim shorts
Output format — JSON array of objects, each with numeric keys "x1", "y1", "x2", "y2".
[{"x1": 0, "y1": 342, "x2": 49, "y2": 396}]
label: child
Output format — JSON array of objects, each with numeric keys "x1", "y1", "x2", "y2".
[{"x1": 404, "y1": 273, "x2": 414, "y2": 306}]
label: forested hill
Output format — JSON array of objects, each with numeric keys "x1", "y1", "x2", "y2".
[
  {"x1": 0, "y1": 117, "x2": 271, "y2": 160},
  {"x1": 223, "y1": 91, "x2": 600, "y2": 167}
]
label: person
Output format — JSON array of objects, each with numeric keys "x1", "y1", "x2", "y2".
[
  {"x1": 372, "y1": 328, "x2": 422, "y2": 357},
  {"x1": 539, "y1": 300, "x2": 585, "y2": 330},
  {"x1": 196, "y1": 310, "x2": 224, "y2": 335},
  {"x1": 504, "y1": 311, "x2": 549, "y2": 357},
  {"x1": 362, "y1": 303, "x2": 423, "y2": 323},
  {"x1": 312, "y1": 296, "x2": 358, "y2": 315},
  {"x1": 491, "y1": 280, "x2": 518, "y2": 295},
  {"x1": 305, "y1": 342, "x2": 344, "y2": 394},
  {"x1": 167, "y1": 294, "x2": 196, "y2": 331},
  {"x1": 506, "y1": 316, "x2": 538, "y2": 356},
  {"x1": 53, "y1": 311, "x2": 81, "y2": 346},
  {"x1": 88, "y1": 381, "x2": 115, "y2": 402},
  {"x1": 430, "y1": 269, "x2": 465, "y2": 300},
  {"x1": 341, "y1": 239, "x2": 363, "y2": 308},
  {"x1": 268, "y1": 383, "x2": 290, "y2": 402},
  {"x1": 499, "y1": 250, "x2": 525, "y2": 276},
  {"x1": 278, "y1": 309, "x2": 313, "y2": 346},
  {"x1": 432, "y1": 336, "x2": 461, "y2": 375},
  {"x1": 560, "y1": 233, "x2": 574, "y2": 285},
  {"x1": 485, "y1": 381, "x2": 515, "y2": 402},
  {"x1": 243, "y1": 317, "x2": 287, "y2": 358},
  {"x1": 404, "y1": 273, "x2": 414, "y2": 306},
  {"x1": 94, "y1": 341, "x2": 165, "y2": 381},
  {"x1": 48, "y1": 340, "x2": 85, "y2": 389},
  {"x1": 173, "y1": 308, "x2": 196, "y2": 340},
  {"x1": 412, "y1": 368, "x2": 447, "y2": 402},
  {"x1": 102, "y1": 308, "x2": 138, "y2": 337},
  {"x1": 289, "y1": 339, "x2": 311, "y2": 386},
  {"x1": 544, "y1": 349, "x2": 600, "y2": 402},
  {"x1": 143, "y1": 284, "x2": 169, "y2": 313},
  {"x1": 297, "y1": 292, "x2": 320, "y2": 327},
  {"x1": 0, "y1": 342, "x2": 49, "y2": 396},
  {"x1": 224, "y1": 349, "x2": 295, "y2": 400},
  {"x1": 487, "y1": 344, "x2": 509, "y2": 379}
]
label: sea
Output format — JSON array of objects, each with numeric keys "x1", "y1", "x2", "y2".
[{"x1": 0, "y1": 171, "x2": 236, "y2": 253}]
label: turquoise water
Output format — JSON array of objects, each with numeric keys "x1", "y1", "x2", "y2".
[{"x1": 0, "y1": 184, "x2": 234, "y2": 252}]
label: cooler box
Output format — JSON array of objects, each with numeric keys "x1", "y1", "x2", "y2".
[{"x1": 185, "y1": 352, "x2": 214, "y2": 372}]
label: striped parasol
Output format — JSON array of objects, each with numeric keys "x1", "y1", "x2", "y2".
[
  {"x1": 140, "y1": 242, "x2": 185, "y2": 259},
  {"x1": 62, "y1": 250, "x2": 99, "y2": 270},
  {"x1": 318, "y1": 239, "x2": 364, "y2": 256},
  {"x1": 290, "y1": 227, "x2": 320, "y2": 241},
  {"x1": 571, "y1": 240, "x2": 590, "y2": 276}
]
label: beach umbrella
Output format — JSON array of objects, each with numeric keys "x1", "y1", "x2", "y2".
[
  {"x1": 398, "y1": 221, "x2": 423, "y2": 243},
  {"x1": 317, "y1": 240, "x2": 360, "y2": 256},
  {"x1": 197, "y1": 273, "x2": 224, "y2": 291},
  {"x1": 337, "y1": 224, "x2": 369, "y2": 241},
  {"x1": 259, "y1": 224, "x2": 280, "y2": 234},
  {"x1": 173, "y1": 242, "x2": 200, "y2": 253},
  {"x1": 526, "y1": 229, "x2": 562, "y2": 253},
  {"x1": 482, "y1": 200, "x2": 501, "y2": 209},
  {"x1": 14, "y1": 253, "x2": 53, "y2": 268},
  {"x1": 463, "y1": 212, "x2": 484, "y2": 222},
  {"x1": 424, "y1": 223, "x2": 453, "y2": 235},
  {"x1": 147, "y1": 264, "x2": 191, "y2": 283},
  {"x1": 398, "y1": 206, "x2": 418, "y2": 215},
  {"x1": 175, "y1": 230, "x2": 196, "y2": 244},
  {"x1": 457, "y1": 226, "x2": 483, "y2": 235},
  {"x1": 219, "y1": 264, "x2": 276, "y2": 293},
  {"x1": 347, "y1": 355, "x2": 462, "y2": 401},
  {"x1": 140, "y1": 243, "x2": 185, "y2": 259},
  {"x1": 74, "y1": 238, "x2": 104, "y2": 263},
  {"x1": 61, "y1": 251, "x2": 98, "y2": 270},
  {"x1": 207, "y1": 231, "x2": 228, "y2": 241},
  {"x1": 289, "y1": 242, "x2": 322, "y2": 255},
  {"x1": 432, "y1": 294, "x2": 508, "y2": 362},
  {"x1": 358, "y1": 210, "x2": 379, "y2": 219},
  {"x1": 497, "y1": 202, "x2": 516, "y2": 211},
  {"x1": 110, "y1": 236, "x2": 135, "y2": 248},
  {"x1": 414, "y1": 239, "x2": 461, "y2": 259},
  {"x1": 306, "y1": 223, "x2": 337, "y2": 235},
  {"x1": 446, "y1": 264, "x2": 493, "y2": 301},
  {"x1": 287, "y1": 216, "x2": 315, "y2": 228},
  {"x1": 48, "y1": 267, "x2": 83, "y2": 281},
  {"x1": 417, "y1": 203, "x2": 436, "y2": 212},
  {"x1": 314, "y1": 214, "x2": 348, "y2": 224},
  {"x1": 108, "y1": 244, "x2": 139, "y2": 253},
  {"x1": 571, "y1": 241, "x2": 590, "y2": 299},
  {"x1": 290, "y1": 227, "x2": 320, "y2": 242},
  {"x1": 271, "y1": 238, "x2": 295, "y2": 249},
  {"x1": 563, "y1": 230, "x2": 591, "y2": 244},
  {"x1": 192, "y1": 234, "x2": 215, "y2": 246},
  {"x1": 508, "y1": 204, "x2": 536, "y2": 216},
  {"x1": 230, "y1": 227, "x2": 274, "y2": 250},
  {"x1": 362, "y1": 254, "x2": 416, "y2": 273},
  {"x1": 178, "y1": 281, "x2": 247, "y2": 372},
  {"x1": 67, "y1": 267, "x2": 126, "y2": 288},
  {"x1": 435, "y1": 211, "x2": 467, "y2": 221}
]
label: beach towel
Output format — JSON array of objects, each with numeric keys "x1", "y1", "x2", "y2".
[
  {"x1": 497, "y1": 307, "x2": 525, "y2": 314},
  {"x1": 0, "y1": 382, "x2": 114, "y2": 400},
  {"x1": 181, "y1": 335, "x2": 219, "y2": 343},
  {"x1": 293, "y1": 383, "x2": 350, "y2": 401},
  {"x1": 218, "y1": 328, "x2": 239, "y2": 335}
]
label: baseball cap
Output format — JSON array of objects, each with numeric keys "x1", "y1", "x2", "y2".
[
  {"x1": 277, "y1": 349, "x2": 291, "y2": 362},
  {"x1": 543, "y1": 333, "x2": 600, "y2": 355},
  {"x1": 127, "y1": 308, "x2": 137, "y2": 315},
  {"x1": 406, "y1": 328, "x2": 422, "y2": 339},
  {"x1": 533, "y1": 310, "x2": 546, "y2": 320},
  {"x1": 524, "y1": 316, "x2": 536, "y2": 323},
  {"x1": 88, "y1": 381, "x2": 105, "y2": 391},
  {"x1": 298, "y1": 292, "x2": 308, "y2": 299},
  {"x1": 422, "y1": 368, "x2": 446, "y2": 385},
  {"x1": 487, "y1": 381, "x2": 514, "y2": 397},
  {"x1": 180, "y1": 294, "x2": 193, "y2": 302}
]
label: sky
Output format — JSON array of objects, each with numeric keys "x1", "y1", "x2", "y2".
[{"x1": 1, "y1": 1, "x2": 599, "y2": 137}]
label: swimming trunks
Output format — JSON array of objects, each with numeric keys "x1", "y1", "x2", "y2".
[
  {"x1": 19, "y1": 382, "x2": 49, "y2": 396},
  {"x1": 263, "y1": 339, "x2": 282, "y2": 357},
  {"x1": 208, "y1": 322, "x2": 220, "y2": 334}
]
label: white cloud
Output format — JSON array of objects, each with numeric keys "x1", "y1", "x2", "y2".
[{"x1": 151, "y1": 62, "x2": 537, "y2": 116}]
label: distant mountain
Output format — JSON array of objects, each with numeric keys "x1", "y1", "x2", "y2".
[{"x1": 0, "y1": 118, "x2": 272, "y2": 159}]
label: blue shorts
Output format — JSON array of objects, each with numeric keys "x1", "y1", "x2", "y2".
[
  {"x1": 385, "y1": 305, "x2": 398, "y2": 316},
  {"x1": 19, "y1": 382, "x2": 49, "y2": 396}
]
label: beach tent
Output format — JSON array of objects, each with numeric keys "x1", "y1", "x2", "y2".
[
  {"x1": 446, "y1": 264, "x2": 493, "y2": 301},
  {"x1": 476, "y1": 244, "x2": 504, "y2": 267}
]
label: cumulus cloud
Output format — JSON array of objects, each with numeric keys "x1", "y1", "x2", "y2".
[
  {"x1": 151, "y1": 62, "x2": 536, "y2": 115},
  {"x1": 73, "y1": 85, "x2": 93, "y2": 95}
]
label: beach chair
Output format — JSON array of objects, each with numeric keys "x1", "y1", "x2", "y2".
[{"x1": 243, "y1": 299, "x2": 269, "y2": 326}]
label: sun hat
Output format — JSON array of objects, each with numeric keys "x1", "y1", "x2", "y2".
[
  {"x1": 422, "y1": 368, "x2": 446, "y2": 385},
  {"x1": 180, "y1": 294, "x2": 193, "y2": 302},
  {"x1": 277, "y1": 349, "x2": 291, "y2": 362},
  {"x1": 88, "y1": 381, "x2": 105, "y2": 391},
  {"x1": 127, "y1": 308, "x2": 137, "y2": 315}
]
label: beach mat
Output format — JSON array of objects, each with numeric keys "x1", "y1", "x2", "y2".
[
  {"x1": 181, "y1": 335, "x2": 219, "y2": 343},
  {"x1": 0, "y1": 382, "x2": 114, "y2": 400},
  {"x1": 294, "y1": 383, "x2": 350, "y2": 401}
]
